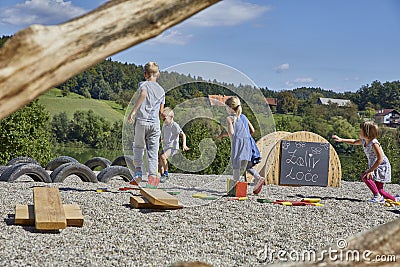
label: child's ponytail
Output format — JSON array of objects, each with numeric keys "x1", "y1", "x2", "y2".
[{"x1": 225, "y1": 96, "x2": 242, "y2": 117}]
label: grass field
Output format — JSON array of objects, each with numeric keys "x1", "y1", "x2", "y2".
[{"x1": 38, "y1": 88, "x2": 125, "y2": 122}]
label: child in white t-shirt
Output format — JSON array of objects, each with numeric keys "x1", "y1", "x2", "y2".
[{"x1": 158, "y1": 107, "x2": 189, "y2": 182}]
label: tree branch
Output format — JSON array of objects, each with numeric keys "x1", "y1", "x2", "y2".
[{"x1": 0, "y1": 0, "x2": 220, "y2": 119}]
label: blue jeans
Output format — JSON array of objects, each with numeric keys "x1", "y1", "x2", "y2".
[{"x1": 133, "y1": 120, "x2": 160, "y2": 177}]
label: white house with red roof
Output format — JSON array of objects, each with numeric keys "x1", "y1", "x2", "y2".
[{"x1": 375, "y1": 109, "x2": 400, "y2": 128}]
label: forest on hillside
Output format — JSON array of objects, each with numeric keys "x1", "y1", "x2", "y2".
[{"x1": 1, "y1": 35, "x2": 399, "y2": 183}]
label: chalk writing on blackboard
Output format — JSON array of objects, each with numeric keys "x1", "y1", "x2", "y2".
[{"x1": 279, "y1": 140, "x2": 330, "y2": 186}]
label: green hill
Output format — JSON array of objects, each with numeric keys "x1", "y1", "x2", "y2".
[{"x1": 38, "y1": 88, "x2": 125, "y2": 122}]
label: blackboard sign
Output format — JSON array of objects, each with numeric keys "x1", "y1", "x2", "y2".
[{"x1": 279, "y1": 140, "x2": 330, "y2": 186}]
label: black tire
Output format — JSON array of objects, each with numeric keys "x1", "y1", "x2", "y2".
[
  {"x1": 6, "y1": 156, "x2": 40, "y2": 166},
  {"x1": 51, "y1": 162, "x2": 98, "y2": 183},
  {"x1": 0, "y1": 163, "x2": 51, "y2": 183},
  {"x1": 45, "y1": 156, "x2": 79, "y2": 171},
  {"x1": 0, "y1": 166, "x2": 11, "y2": 181},
  {"x1": 97, "y1": 166, "x2": 132, "y2": 183},
  {"x1": 84, "y1": 157, "x2": 111, "y2": 170},
  {"x1": 111, "y1": 155, "x2": 134, "y2": 168}
]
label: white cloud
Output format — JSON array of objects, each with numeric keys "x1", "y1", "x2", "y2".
[
  {"x1": 149, "y1": 30, "x2": 193, "y2": 46},
  {"x1": 187, "y1": 0, "x2": 271, "y2": 27},
  {"x1": 274, "y1": 63, "x2": 289, "y2": 73},
  {"x1": 286, "y1": 77, "x2": 314, "y2": 87},
  {"x1": 344, "y1": 77, "x2": 360, "y2": 81},
  {"x1": 0, "y1": 0, "x2": 86, "y2": 26}
]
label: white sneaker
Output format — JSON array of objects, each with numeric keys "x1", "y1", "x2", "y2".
[{"x1": 368, "y1": 195, "x2": 385, "y2": 203}]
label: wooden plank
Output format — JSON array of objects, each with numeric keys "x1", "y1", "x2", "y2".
[
  {"x1": 130, "y1": 196, "x2": 183, "y2": 210},
  {"x1": 33, "y1": 187, "x2": 67, "y2": 230},
  {"x1": 14, "y1": 204, "x2": 84, "y2": 227},
  {"x1": 140, "y1": 188, "x2": 179, "y2": 206},
  {"x1": 130, "y1": 196, "x2": 155, "y2": 209},
  {"x1": 64, "y1": 204, "x2": 84, "y2": 227},
  {"x1": 15, "y1": 204, "x2": 34, "y2": 225}
]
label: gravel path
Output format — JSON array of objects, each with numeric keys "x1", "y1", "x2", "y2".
[{"x1": 0, "y1": 173, "x2": 399, "y2": 266}]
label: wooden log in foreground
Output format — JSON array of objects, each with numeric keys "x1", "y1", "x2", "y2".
[
  {"x1": 274, "y1": 217, "x2": 400, "y2": 266},
  {"x1": 0, "y1": 0, "x2": 220, "y2": 120}
]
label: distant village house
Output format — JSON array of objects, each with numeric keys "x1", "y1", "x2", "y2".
[
  {"x1": 317, "y1": 97, "x2": 352, "y2": 107},
  {"x1": 208, "y1": 95, "x2": 231, "y2": 106},
  {"x1": 208, "y1": 95, "x2": 277, "y2": 111},
  {"x1": 375, "y1": 109, "x2": 400, "y2": 128}
]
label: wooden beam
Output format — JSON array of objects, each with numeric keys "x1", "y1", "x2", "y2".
[
  {"x1": 130, "y1": 196, "x2": 183, "y2": 210},
  {"x1": 0, "y1": 0, "x2": 220, "y2": 120},
  {"x1": 15, "y1": 204, "x2": 84, "y2": 227},
  {"x1": 33, "y1": 187, "x2": 67, "y2": 230},
  {"x1": 140, "y1": 188, "x2": 179, "y2": 206}
]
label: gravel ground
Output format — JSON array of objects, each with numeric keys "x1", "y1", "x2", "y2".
[{"x1": 0, "y1": 173, "x2": 399, "y2": 266}]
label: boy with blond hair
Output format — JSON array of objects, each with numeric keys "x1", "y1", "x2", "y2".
[
  {"x1": 128, "y1": 62, "x2": 165, "y2": 187},
  {"x1": 158, "y1": 107, "x2": 189, "y2": 182}
]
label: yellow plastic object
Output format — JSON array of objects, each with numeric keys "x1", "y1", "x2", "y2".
[
  {"x1": 301, "y1": 198, "x2": 321, "y2": 203},
  {"x1": 192, "y1": 193, "x2": 208, "y2": 198},
  {"x1": 229, "y1": 197, "x2": 248, "y2": 201}
]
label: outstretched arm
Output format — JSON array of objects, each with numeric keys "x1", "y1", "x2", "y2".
[{"x1": 332, "y1": 135, "x2": 362, "y2": 145}]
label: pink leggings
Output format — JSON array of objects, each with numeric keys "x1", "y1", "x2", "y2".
[{"x1": 362, "y1": 174, "x2": 395, "y2": 201}]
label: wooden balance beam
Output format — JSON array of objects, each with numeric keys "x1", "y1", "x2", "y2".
[
  {"x1": 14, "y1": 187, "x2": 84, "y2": 230},
  {"x1": 130, "y1": 188, "x2": 183, "y2": 210}
]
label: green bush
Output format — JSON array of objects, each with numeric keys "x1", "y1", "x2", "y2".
[{"x1": 0, "y1": 100, "x2": 53, "y2": 165}]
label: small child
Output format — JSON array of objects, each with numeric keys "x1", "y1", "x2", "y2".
[
  {"x1": 225, "y1": 96, "x2": 264, "y2": 194},
  {"x1": 158, "y1": 107, "x2": 189, "y2": 182},
  {"x1": 127, "y1": 62, "x2": 165, "y2": 187},
  {"x1": 332, "y1": 121, "x2": 399, "y2": 203}
]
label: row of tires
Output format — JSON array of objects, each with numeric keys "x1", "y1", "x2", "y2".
[{"x1": 0, "y1": 156, "x2": 134, "y2": 183}]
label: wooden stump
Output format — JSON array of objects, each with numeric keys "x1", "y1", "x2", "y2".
[{"x1": 254, "y1": 131, "x2": 291, "y2": 184}]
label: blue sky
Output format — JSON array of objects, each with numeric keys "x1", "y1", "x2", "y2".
[{"x1": 0, "y1": 0, "x2": 399, "y2": 92}]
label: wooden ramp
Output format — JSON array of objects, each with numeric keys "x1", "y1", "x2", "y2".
[
  {"x1": 130, "y1": 188, "x2": 183, "y2": 210},
  {"x1": 14, "y1": 187, "x2": 84, "y2": 230}
]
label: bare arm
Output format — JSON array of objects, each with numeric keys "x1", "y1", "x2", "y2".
[
  {"x1": 247, "y1": 118, "x2": 255, "y2": 135},
  {"x1": 159, "y1": 103, "x2": 164, "y2": 118},
  {"x1": 226, "y1": 116, "x2": 235, "y2": 136},
  {"x1": 127, "y1": 89, "x2": 146, "y2": 123},
  {"x1": 180, "y1": 132, "x2": 189, "y2": 151},
  {"x1": 332, "y1": 135, "x2": 362, "y2": 145}
]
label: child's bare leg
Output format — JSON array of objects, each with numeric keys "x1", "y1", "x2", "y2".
[
  {"x1": 160, "y1": 153, "x2": 168, "y2": 173},
  {"x1": 158, "y1": 155, "x2": 164, "y2": 175}
]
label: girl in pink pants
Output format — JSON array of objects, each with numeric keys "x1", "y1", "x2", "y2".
[{"x1": 333, "y1": 121, "x2": 398, "y2": 203}]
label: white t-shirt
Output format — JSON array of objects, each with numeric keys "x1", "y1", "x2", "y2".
[{"x1": 162, "y1": 121, "x2": 182, "y2": 150}]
